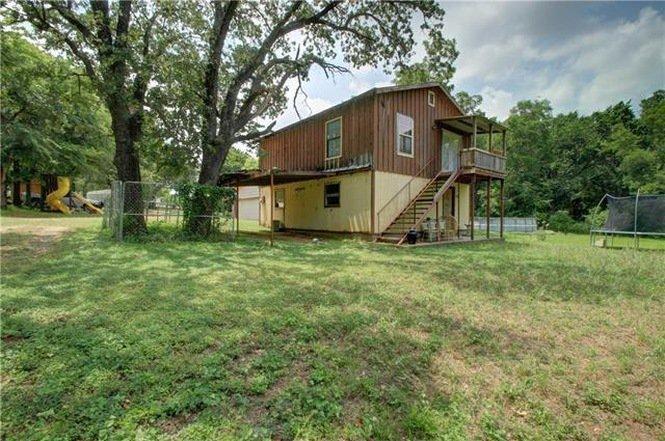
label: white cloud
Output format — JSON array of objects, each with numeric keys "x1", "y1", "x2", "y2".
[
  {"x1": 446, "y1": 3, "x2": 664, "y2": 116},
  {"x1": 479, "y1": 86, "x2": 514, "y2": 120}
]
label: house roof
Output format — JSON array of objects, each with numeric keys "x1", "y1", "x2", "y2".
[
  {"x1": 218, "y1": 165, "x2": 372, "y2": 187},
  {"x1": 436, "y1": 115, "x2": 506, "y2": 135},
  {"x1": 261, "y1": 82, "x2": 465, "y2": 139}
]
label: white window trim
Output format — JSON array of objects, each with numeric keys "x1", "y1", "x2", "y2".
[
  {"x1": 428, "y1": 90, "x2": 436, "y2": 107},
  {"x1": 396, "y1": 112, "x2": 415, "y2": 158},
  {"x1": 325, "y1": 116, "x2": 343, "y2": 160}
]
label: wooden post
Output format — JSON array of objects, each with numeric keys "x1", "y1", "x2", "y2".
[
  {"x1": 486, "y1": 178, "x2": 491, "y2": 239},
  {"x1": 473, "y1": 116, "x2": 477, "y2": 149},
  {"x1": 270, "y1": 169, "x2": 274, "y2": 247},
  {"x1": 502, "y1": 130, "x2": 506, "y2": 156},
  {"x1": 499, "y1": 179, "x2": 505, "y2": 238},
  {"x1": 235, "y1": 178, "x2": 240, "y2": 236},
  {"x1": 470, "y1": 176, "x2": 476, "y2": 241},
  {"x1": 436, "y1": 200, "x2": 441, "y2": 241},
  {"x1": 456, "y1": 184, "x2": 460, "y2": 238}
]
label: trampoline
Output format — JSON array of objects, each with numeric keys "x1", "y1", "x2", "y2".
[{"x1": 590, "y1": 191, "x2": 665, "y2": 248}]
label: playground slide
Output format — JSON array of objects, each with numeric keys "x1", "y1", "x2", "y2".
[
  {"x1": 72, "y1": 192, "x2": 103, "y2": 215},
  {"x1": 45, "y1": 176, "x2": 71, "y2": 214}
]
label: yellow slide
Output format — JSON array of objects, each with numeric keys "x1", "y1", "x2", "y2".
[
  {"x1": 72, "y1": 192, "x2": 103, "y2": 215},
  {"x1": 45, "y1": 176, "x2": 71, "y2": 214}
]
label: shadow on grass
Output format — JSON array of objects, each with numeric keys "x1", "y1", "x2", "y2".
[{"x1": 2, "y1": 229, "x2": 662, "y2": 439}]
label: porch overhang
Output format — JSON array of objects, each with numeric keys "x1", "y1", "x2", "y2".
[
  {"x1": 435, "y1": 115, "x2": 506, "y2": 136},
  {"x1": 219, "y1": 164, "x2": 372, "y2": 187},
  {"x1": 218, "y1": 170, "x2": 327, "y2": 187}
]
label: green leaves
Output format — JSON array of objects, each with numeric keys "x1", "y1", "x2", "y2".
[
  {"x1": 1, "y1": 33, "x2": 113, "y2": 182},
  {"x1": 175, "y1": 182, "x2": 235, "y2": 237},
  {"x1": 504, "y1": 90, "x2": 665, "y2": 221}
]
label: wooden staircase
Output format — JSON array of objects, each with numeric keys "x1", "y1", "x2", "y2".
[{"x1": 377, "y1": 169, "x2": 461, "y2": 244}]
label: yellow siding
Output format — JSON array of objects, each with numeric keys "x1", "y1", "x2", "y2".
[
  {"x1": 374, "y1": 171, "x2": 428, "y2": 232},
  {"x1": 456, "y1": 183, "x2": 471, "y2": 228},
  {"x1": 259, "y1": 171, "x2": 371, "y2": 233},
  {"x1": 258, "y1": 170, "x2": 470, "y2": 234}
]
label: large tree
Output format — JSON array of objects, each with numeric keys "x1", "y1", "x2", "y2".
[
  {"x1": 188, "y1": 1, "x2": 457, "y2": 185},
  {"x1": 11, "y1": 1, "x2": 177, "y2": 230}
]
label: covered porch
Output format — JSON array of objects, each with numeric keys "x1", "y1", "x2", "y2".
[
  {"x1": 219, "y1": 167, "x2": 372, "y2": 245},
  {"x1": 436, "y1": 115, "x2": 507, "y2": 178}
]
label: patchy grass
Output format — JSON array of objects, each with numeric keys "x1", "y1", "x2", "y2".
[
  {"x1": 1, "y1": 206, "x2": 100, "y2": 219},
  {"x1": 1, "y1": 223, "x2": 664, "y2": 440}
]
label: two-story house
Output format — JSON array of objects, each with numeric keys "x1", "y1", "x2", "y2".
[{"x1": 221, "y1": 82, "x2": 507, "y2": 245}]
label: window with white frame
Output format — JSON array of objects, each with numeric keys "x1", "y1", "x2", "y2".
[
  {"x1": 396, "y1": 112, "x2": 414, "y2": 157},
  {"x1": 428, "y1": 90, "x2": 436, "y2": 107},
  {"x1": 325, "y1": 117, "x2": 342, "y2": 159}
]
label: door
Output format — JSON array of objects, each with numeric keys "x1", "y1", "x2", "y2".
[
  {"x1": 273, "y1": 188, "x2": 285, "y2": 226},
  {"x1": 442, "y1": 130, "x2": 461, "y2": 172}
]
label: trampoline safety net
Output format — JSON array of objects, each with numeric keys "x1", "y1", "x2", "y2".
[{"x1": 602, "y1": 194, "x2": 665, "y2": 234}]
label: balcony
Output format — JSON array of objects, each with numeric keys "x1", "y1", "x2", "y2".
[
  {"x1": 436, "y1": 114, "x2": 507, "y2": 178},
  {"x1": 461, "y1": 148, "x2": 506, "y2": 176}
]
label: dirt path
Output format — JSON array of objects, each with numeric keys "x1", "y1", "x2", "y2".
[{"x1": 0, "y1": 216, "x2": 100, "y2": 258}]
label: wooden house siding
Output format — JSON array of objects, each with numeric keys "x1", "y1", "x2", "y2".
[
  {"x1": 259, "y1": 84, "x2": 464, "y2": 177},
  {"x1": 374, "y1": 87, "x2": 463, "y2": 177},
  {"x1": 259, "y1": 95, "x2": 375, "y2": 171}
]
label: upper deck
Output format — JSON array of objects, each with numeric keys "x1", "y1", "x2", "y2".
[{"x1": 437, "y1": 115, "x2": 507, "y2": 179}]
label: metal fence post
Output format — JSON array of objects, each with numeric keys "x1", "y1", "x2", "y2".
[
  {"x1": 118, "y1": 181, "x2": 125, "y2": 241},
  {"x1": 633, "y1": 189, "x2": 640, "y2": 249}
]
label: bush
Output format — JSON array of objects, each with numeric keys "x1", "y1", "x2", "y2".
[
  {"x1": 175, "y1": 183, "x2": 234, "y2": 237},
  {"x1": 585, "y1": 208, "x2": 608, "y2": 230},
  {"x1": 548, "y1": 211, "x2": 588, "y2": 234}
]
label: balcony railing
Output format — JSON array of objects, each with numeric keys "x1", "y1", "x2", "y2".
[{"x1": 460, "y1": 148, "x2": 506, "y2": 175}]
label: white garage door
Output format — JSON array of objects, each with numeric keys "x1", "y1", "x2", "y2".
[{"x1": 239, "y1": 197, "x2": 259, "y2": 220}]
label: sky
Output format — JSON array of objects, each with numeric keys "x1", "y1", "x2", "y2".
[{"x1": 274, "y1": 1, "x2": 665, "y2": 130}]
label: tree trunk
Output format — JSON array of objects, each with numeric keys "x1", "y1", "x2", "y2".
[
  {"x1": 190, "y1": 138, "x2": 233, "y2": 235},
  {"x1": 198, "y1": 140, "x2": 232, "y2": 186},
  {"x1": 0, "y1": 166, "x2": 7, "y2": 209},
  {"x1": 109, "y1": 103, "x2": 147, "y2": 236},
  {"x1": 12, "y1": 181, "x2": 22, "y2": 207},
  {"x1": 43, "y1": 174, "x2": 58, "y2": 211}
]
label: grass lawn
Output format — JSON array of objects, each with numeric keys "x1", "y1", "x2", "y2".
[{"x1": 1, "y1": 218, "x2": 664, "y2": 440}]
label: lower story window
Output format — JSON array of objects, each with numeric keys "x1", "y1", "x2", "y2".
[{"x1": 324, "y1": 183, "x2": 340, "y2": 207}]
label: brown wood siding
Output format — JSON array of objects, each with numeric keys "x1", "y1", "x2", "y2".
[
  {"x1": 259, "y1": 95, "x2": 375, "y2": 171},
  {"x1": 374, "y1": 87, "x2": 464, "y2": 177},
  {"x1": 259, "y1": 85, "x2": 465, "y2": 177}
]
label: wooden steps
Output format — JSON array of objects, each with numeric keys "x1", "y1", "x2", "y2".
[{"x1": 377, "y1": 169, "x2": 461, "y2": 245}]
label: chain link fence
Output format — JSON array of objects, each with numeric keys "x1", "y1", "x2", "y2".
[
  {"x1": 474, "y1": 217, "x2": 538, "y2": 233},
  {"x1": 104, "y1": 181, "x2": 236, "y2": 241}
]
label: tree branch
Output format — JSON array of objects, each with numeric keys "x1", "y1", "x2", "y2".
[
  {"x1": 21, "y1": 3, "x2": 100, "y2": 85},
  {"x1": 232, "y1": 121, "x2": 277, "y2": 143},
  {"x1": 220, "y1": 1, "x2": 343, "y2": 127},
  {"x1": 46, "y1": 1, "x2": 93, "y2": 41}
]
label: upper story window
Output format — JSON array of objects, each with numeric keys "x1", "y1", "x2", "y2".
[
  {"x1": 428, "y1": 90, "x2": 436, "y2": 107},
  {"x1": 396, "y1": 112, "x2": 414, "y2": 157},
  {"x1": 325, "y1": 117, "x2": 342, "y2": 159}
]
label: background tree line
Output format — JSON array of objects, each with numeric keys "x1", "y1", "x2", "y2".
[{"x1": 504, "y1": 92, "x2": 665, "y2": 225}]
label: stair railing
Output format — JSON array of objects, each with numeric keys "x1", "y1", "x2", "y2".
[
  {"x1": 376, "y1": 157, "x2": 436, "y2": 234},
  {"x1": 397, "y1": 168, "x2": 461, "y2": 245}
]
